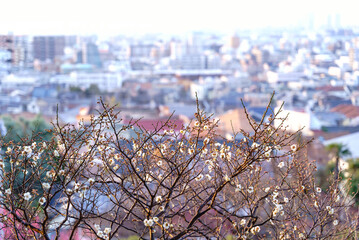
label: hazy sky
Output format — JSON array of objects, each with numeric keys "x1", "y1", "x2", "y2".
[{"x1": 0, "y1": 0, "x2": 357, "y2": 36}]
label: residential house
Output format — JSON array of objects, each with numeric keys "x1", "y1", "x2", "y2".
[
  {"x1": 216, "y1": 108, "x2": 254, "y2": 136},
  {"x1": 331, "y1": 104, "x2": 359, "y2": 126}
]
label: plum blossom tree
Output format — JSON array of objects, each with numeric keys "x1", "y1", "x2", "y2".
[{"x1": 0, "y1": 96, "x2": 357, "y2": 239}]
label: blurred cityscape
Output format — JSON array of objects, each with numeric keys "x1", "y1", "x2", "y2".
[{"x1": 1, "y1": 22, "x2": 359, "y2": 161}]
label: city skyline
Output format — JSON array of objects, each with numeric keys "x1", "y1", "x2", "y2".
[{"x1": 0, "y1": 0, "x2": 358, "y2": 36}]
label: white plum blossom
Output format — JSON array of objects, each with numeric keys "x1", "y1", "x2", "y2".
[
  {"x1": 94, "y1": 224, "x2": 101, "y2": 231},
  {"x1": 326, "y1": 206, "x2": 334, "y2": 214},
  {"x1": 145, "y1": 174, "x2": 153, "y2": 182},
  {"x1": 250, "y1": 226, "x2": 260, "y2": 234},
  {"x1": 132, "y1": 143, "x2": 138, "y2": 150},
  {"x1": 104, "y1": 227, "x2": 111, "y2": 234},
  {"x1": 46, "y1": 171, "x2": 55, "y2": 178},
  {"x1": 6, "y1": 147, "x2": 12, "y2": 154},
  {"x1": 113, "y1": 164, "x2": 119, "y2": 171},
  {"x1": 205, "y1": 160, "x2": 213, "y2": 165},
  {"x1": 278, "y1": 162, "x2": 285, "y2": 168},
  {"x1": 31, "y1": 159, "x2": 37, "y2": 167},
  {"x1": 39, "y1": 197, "x2": 46, "y2": 205},
  {"x1": 235, "y1": 184, "x2": 242, "y2": 192},
  {"x1": 5, "y1": 188, "x2": 11, "y2": 195},
  {"x1": 98, "y1": 145, "x2": 105, "y2": 152},
  {"x1": 272, "y1": 190, "x2": 279, "y2": 198},
  {"x1": 24, "y1": 192, "x2": 32, "y2": 201},
  {"x1": 272, "y1": 208, "x2": 281, "y2": 217},
  {"x1": 108, "y1": 158, "x2": 115, "y2": 166},
  {"x1": 333, "y1": 220, "x2": 338, "y2": 225},
  {"x1": 240, "y1": 219, "x2": 246, "y2": 225},
  {"x1": 88, "y1": 178, "x2": 95, "y2": 184},
  {"x1": 264, "y1": 151, "x2": 271, "y2": 158},
  {"x1": 251, "y1": 142, "x2": 259, "y2": 149},
  {"x1": 54, "y1": 150, "x2": 60, "y2": 157},
  {"x1": 163, "y1": 222, "x2": 170, "y2": 229},
  {"x1": 159, "y1": 206, "x2": 165, "y2": 211},
  {"x1": 97, "y1": 230, "x2": 104, "y2": 238},
  {"x1": 79, "y1": 191, "x2": 85, "y2": 199},
  {"x1": 224, "y1": 174, "x2": 230, "y2": 182},
  {"x1": 73, "y1": 182, "x2": 81, "y2": 191},
  {"x1": 24, "y1": 146, "x2": 32, "y2": 155},
  {"x1": 153, "y1": 217, "x2": 159, "y2": 222},
  {"x1": 291, "y1": 144, "x2": 298, "y2": 152},
  {"x1": 144, "y1": 218, "x2": 154, "y2": 227},
  {"x1": 316, "y1": 187, "x2": 322, "y2": 193},
  {"x1": 195, "y1": 174, "x2": 203, "y2": 181},
  {"x1": 248, "y1": 186, "x2": 254, "y2": 193},
  {"x1": 264, "y1": 187, "x2": 270, "y2": 193},
  {"x1": 188, "y1": 148, "x2": 194, "y2": 155},
  {"x1": 58, "y1": 144, "x2": 65, "y2": 152},
  {"x1": 42, "y1": 182, "x2": 51, "y2": 190},
  {"x1": 155, "y1": 195, "x2": 162, "y2": 203}
]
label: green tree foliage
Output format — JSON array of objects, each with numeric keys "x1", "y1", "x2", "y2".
[
  {"x1": 69, "y1": 84, "x2": 103, "y2": 98},
  {"x1": 346, "y1": 158, "x2": 359, "y2": 202},
  {"x1": 84, "y1": 84, "x2": 102, "y2": 97},
  {"x1": 0, "y1": 115, "x2": 54, "y2": 207},
  {"x1": 69, "y1": 86, "x2": 83, "y2": 93},
  {"x1": 325, "y1": 143, "x2": 351, "y2": 180},
  {"x1": 1, "y1": 115, "x2": 52, "y2": 144}
]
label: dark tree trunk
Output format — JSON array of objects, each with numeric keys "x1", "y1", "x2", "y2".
[{"x1": 335, "y1": 156, "x2": 339, "y2": 180}]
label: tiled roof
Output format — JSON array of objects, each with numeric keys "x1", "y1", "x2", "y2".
[
  {"x1": 331, "y1": 104, "x2": 359, "y2": 118},
  {"x1": 316, "y1": 85, "x2": 344, "y2": 92}
]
